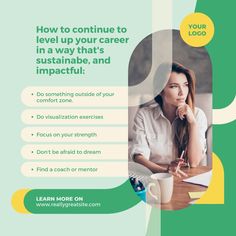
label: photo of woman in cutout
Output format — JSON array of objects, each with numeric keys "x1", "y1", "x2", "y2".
[{"x1": 130, "y1": 62, "x2": 208, "y2": 175}]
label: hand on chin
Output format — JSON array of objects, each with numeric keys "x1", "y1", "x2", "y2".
[
  {"x1": 176, "y1": 104, "x2": 196, "y2": 124},
  {"x1": 176, "y1": 103, "x2": 188, "y2": 120}
]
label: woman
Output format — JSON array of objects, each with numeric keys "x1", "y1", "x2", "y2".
[{"x1": 130, "y1": 62, "x2": 207, "y2": 174}]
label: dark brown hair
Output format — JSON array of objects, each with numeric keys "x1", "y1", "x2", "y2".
[{"x1": 154, "y1": 62, "x2": 196, "y2": 158}]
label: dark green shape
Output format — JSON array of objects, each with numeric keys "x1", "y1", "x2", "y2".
[
  {"x1": 24, "y1": 180, "x2": 141, "y2": 214},
  {"x1": 196, "y1": 0, "x2": 235, "y2": 108},
  {"x1": 161, "y1": 1, "x2": 236, "y2": 236}
]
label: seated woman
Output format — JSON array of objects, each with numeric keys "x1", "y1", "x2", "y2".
[{"x1": 130, "y1": 62, "x2": 207, "y2": 174}]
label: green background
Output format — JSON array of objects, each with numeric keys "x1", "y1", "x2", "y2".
[
  {"x1": 0, "y1": 0, "x2": 151, "y2": 235},
  {"x1": 0, "y1": 0, "x2": 235, "y2": 235}
]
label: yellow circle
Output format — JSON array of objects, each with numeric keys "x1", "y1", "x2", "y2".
[
  {"x1": 180, "y1": 12, "x2": 214, "y2": 47},
  {"x1": 11, "y1": 189, "x2": 31, "y2": 214}
]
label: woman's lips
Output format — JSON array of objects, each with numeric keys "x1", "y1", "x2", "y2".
[{"x1": 177, "y1": 98, "x2": 185, "y2": 102}]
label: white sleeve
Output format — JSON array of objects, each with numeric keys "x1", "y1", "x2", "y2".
[
  {"x1": 195, "y1": 108, "x2": 208, "y2": 155},
  {"x1": 129, "y1": 110, "x2": 150, "y2": 160}
]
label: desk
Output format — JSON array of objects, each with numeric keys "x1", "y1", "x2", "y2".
[{"x1": 161, "y1": 166, "x2": 211, "y2": 210}]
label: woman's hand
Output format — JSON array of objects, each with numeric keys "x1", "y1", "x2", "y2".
[
  {"x1": 168, "y1": 161, "x2": 188, "y2": 178},
  {"x1": 176, "y1": 104, "x2": 196, "y2": 124}
]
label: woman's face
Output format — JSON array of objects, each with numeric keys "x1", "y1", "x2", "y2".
[{"x1": 161, "y1": 72, "x2": 189, "y2": 107}]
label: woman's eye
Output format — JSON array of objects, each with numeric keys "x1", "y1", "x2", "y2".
[{"x1": 170, "y1": 85, "x2": 178, "y2": 88}]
